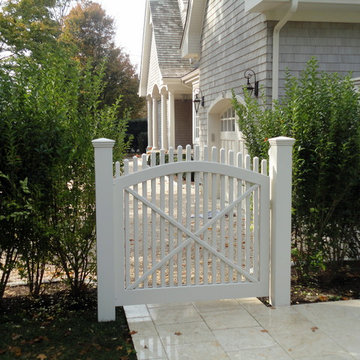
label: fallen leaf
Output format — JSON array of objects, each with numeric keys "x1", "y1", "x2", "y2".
[
  {"x1": 129, "y1": 330, "x2": 137, "y2": 335},
  {"x1": 318, "y1": 295, "x2": 328, "y2": 302},
  {"x1": 311, "y1": 326, "x2": 319, "y2": 332},
  {"x1": 35, "y1": 336, "x2": 49, "y2": 343},
  {"x1": 9, "y1": 346, "x2": 21, "y2": 357},
  {"x1": 79, "y1": 348, "x2": 89, "y2": 355},
  {"x1": 260, "y1": 329, "x2": 268, "y2": 333},
  {"x1": 12, "y1": 333, "x2": 22, "y2": 341},
  {"x1": 144, "y1": 345, "x2": 148, "y2": 349},
  {"x1": 174, "y1": 331, "x2": 182, "y2": 336},
  {"x1": 36, "y1": 354, "x2": 47, "y2": 360},
  {"x1": 116, "y1": 346, "x2": 123, "y2": 351}
]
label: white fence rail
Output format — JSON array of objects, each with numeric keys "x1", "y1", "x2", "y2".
[{"x1": 93, "y1": 137, "x2": 295, "y2": 321}]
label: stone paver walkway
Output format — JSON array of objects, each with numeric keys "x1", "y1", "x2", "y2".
[{"x1": 124, "y1": 298, "x2": 360, "y2": 360}]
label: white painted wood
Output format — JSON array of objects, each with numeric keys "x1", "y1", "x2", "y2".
[
  {"x1": 142, "y1": 154, "x2": 148, "y2": 288},
  {"x1": 268, "y1": 137, "x2": 295, "y2": 307},
  {"x1": 211, "y1": 146, "x2": 217, "y2": 283},
  {"x1": 253, "y1": 157, "x2": 259, "y2": 280},
  {"x1": 186, "y1": 145, "x2": 191, "y2": 285},
  {"x1": 168, "y1": 92, "x2": 175, "y2": 148},
  {"x1": 124, "y1": 159, "x2": 129, "y2": 175},
  {"x1": 220, "y1": 148, "x2": 226, "y2": 283},
  {"x1": 228, "y1": 150, "x2": 235, "y2": 282},
  {"x1": 236, "y1": 152, "x2": 243, "y2": 283},
  {"x1": 261, "y1": 159, "x2": 267, "y2": 176},
  {"x1": 202, "y1": 145, "x2": 209, "y2": 284},
  {"x1": 152, "y1": 97, "x2": 159, "y2": 150},
  {"x1": 94, "y1": 142, "x2": 277, "y2": 315},
  {"x1": 151, "y1": 151, "x2": 157, "y2": 287},
  {"x1": 159, "y1": 149, "x2": 166, "y2": 286},
  {"x1": 125, "y1": 184, "x2": 260, "y2": 290},
  {"x1": 125, "y1": 168, "x2": 130, "y2": 288},
  {"x1": 194, "y1": 145, "x2": 200, "y2": 285},
  {"x1": 177, "y1": 145, "x2": 183, "y2": 286},
  {"x1": 168, "y1": 147, "x2": 175, "y2": 286},
  {"x1": 146, "y1": 98, "x2": 153, "y2": 148},
  {"x1": 133, "y1": 156, "x2": 139, "y2": 283},
  {"x1": 92, "y1": 138, "x2": 116, "y2": 321},
  {"x1": 115, "y1": 161, "x2": 121, "y2": 179},
  {"x1": 161, "y1": 93, "x2": 168, "y2": 150},
  {"x1": 245, "y1": 155, "x2": 251, "y2": 276}
]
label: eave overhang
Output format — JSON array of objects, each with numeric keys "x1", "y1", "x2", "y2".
[
  {"x1": 180, "y1": 0, "x2": 207, "y2": 59},
  {"x1": 245, "y1": 0, "x2": 360, "y2": 23}
]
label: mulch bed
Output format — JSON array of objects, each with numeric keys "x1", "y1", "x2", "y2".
[{"x1": 291, "y1": 260, "x2": 360, "y2": 304}]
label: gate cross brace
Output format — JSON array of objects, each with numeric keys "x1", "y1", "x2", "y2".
[{"x1": 125, "y1": 184, "x2": 259, "y2": 290}]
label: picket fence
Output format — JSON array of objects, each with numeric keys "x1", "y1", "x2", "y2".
[{"x1": 93, "y1": 137, "x2": 295, "y2": 321}]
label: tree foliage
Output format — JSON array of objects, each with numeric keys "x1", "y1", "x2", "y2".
[
  {"x1": 61, "y1": 1, "x2": 144, "y2": 119},
  {"x1": 232, "y1": 58, "x2": 360, "y2": 276},
  {"x1": 0, "y1": 0, "x2": 132, "y2": 299},
  {"x1": 0, "y1": 0, "x2": 62, "y2": 56}
]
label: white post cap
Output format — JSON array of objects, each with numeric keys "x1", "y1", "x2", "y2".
[
  {"x1": 268, "y1": 136, "x2": 295, "y2": 146},
  {"x1": 92, "y1": 138, "x2": 115, "y2": 148}
]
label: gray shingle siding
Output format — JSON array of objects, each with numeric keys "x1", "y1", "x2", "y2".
[
  {"x1": 198, "y1": 0, "x2": 268, "y2": 146},
  {"x1": 274, "y1": 21, "x2": 360, "y2": 95}
]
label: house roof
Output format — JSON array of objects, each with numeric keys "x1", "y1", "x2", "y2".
[{"x1": 149, "y1": 0, "x2": 194, "y2": 78}]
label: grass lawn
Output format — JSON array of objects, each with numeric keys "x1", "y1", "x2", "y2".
[{"x1": 0, "y1": 286, "x2": 137, "y2": 360}]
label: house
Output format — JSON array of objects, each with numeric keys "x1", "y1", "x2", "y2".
[{"x1": 139, "y1": 0, "x2": 360, "y2": 154}]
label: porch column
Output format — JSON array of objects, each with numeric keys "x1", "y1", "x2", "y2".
[
  {"x1": 168, "y1": 91, "x2": 175, "y2": 148},
  {"x1": 152, "y1": 97, "x2": 159, "y2": 150},
  {"x1": 147, "y1": 97, "x2": 153, "y2": 148},
  {"x1": 161, "y1": 90, "x2": 168, "y2": 149}
]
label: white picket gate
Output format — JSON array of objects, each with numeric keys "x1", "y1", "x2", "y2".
[{"x1": 93, "y1": 137, "x2": 295, "y2": 321}]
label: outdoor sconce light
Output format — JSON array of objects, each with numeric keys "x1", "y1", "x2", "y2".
[
  {"x1": 193, "y1": 88, "x2": 205, "y2": 114},
  {"x1": 244, "y1": 69, "x2": 259, "y2": 97}
]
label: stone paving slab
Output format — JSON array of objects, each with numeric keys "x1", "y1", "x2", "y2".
[{"x1": 124, "y1": 298, "x2": 360, "y2": 360}]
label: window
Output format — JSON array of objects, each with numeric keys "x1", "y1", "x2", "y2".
[{"x1": 220, "y1": 107, "x2": 236, "y2": 132}]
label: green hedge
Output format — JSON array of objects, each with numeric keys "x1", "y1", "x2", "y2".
[{"x1": 232, "y1": 58, "x2": 360, "y2": 278}]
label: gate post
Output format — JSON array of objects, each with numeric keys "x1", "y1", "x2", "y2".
[
  {"x1": 268, "y1": 136, "x2": 295, "y2": 307},
  {"x1": 92, "y1": 138, "x2": 116, "y2": 321}
]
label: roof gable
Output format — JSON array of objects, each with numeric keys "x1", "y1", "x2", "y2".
[
  {"x1": 139, "y1": 0, "x2": 195, "y2": 96},
  {"x1": 150, "y1": 0, "x2": 194, "y2": 77}
]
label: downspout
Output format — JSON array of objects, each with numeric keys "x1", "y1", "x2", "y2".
[{"x1": 272, "y1": 0, "x2": 299, "y2": 101}]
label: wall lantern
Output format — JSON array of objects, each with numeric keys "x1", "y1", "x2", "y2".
[
  {"x1": 193, "y1": 88, "x2": 205, "y2": 114},
  {"x1": 244, "y1": 69, "x2": 259, "y2": 97}
]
